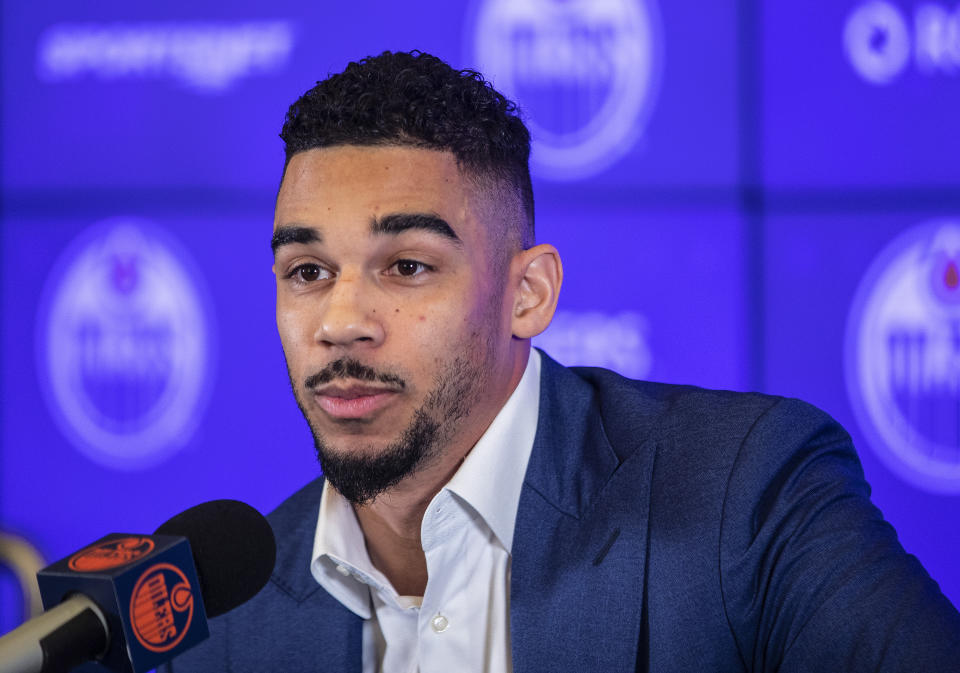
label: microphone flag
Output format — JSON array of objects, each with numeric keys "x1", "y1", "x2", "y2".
[{"x1": 37, "y1": 533, "x2": 209, "y2": 673}]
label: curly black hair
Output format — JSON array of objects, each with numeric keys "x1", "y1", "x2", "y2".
[{"x1": 280, "y1": 50, "x2": 534, "y2": 247}]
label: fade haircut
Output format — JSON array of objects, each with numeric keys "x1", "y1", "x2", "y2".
[{"x1": 279, "y1": 50, "x2": 534, "y2": 249}]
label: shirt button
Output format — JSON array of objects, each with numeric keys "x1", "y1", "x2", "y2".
[
  {"x1": 335, "y1": 564, "x2": 351, "y2": 577},
  {"x1": 431, "y1": 614, "x2": 449, "y2": 633}
]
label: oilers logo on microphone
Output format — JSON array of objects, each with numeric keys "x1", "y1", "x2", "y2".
[
  {"x1": 68, "y1": 536, "x2": 156, "y2": 572},
  {"x1": 39, "y1": 218, "x2": 213, "y2": 469},
  {"x1": 846, "y1": 220, "x2": 960, "y2": 493},
  {"x1": 130, "y1": 562, "x2": 196, "y2": 653},
  {"x1": 470, "y1": 0, "x2": 663, "y2": 180}
]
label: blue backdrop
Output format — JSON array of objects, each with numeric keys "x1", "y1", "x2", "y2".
[{"x1": 3, "y1": 0, "x2": 960, "y2": 632}]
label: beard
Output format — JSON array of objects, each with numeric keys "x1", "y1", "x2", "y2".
[{"x1": 289, "y1": 349, "x2": 490, "y2": 506}]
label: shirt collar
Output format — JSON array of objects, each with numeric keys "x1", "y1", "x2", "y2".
[
  {"x1": 310, "y1": 479, "x2": 379, "y2": 618},
  {"x1": 443, "y1": 348, "x2": 540, "y2": 551}
]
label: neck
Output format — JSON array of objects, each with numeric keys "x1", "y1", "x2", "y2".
[{"x1": 353, "y1": 454, "x2": 464, "y2": 596}]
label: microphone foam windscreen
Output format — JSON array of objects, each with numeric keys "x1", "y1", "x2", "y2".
[{"x1": 155, "y1": 499, "x2": 277, "y2": 617}]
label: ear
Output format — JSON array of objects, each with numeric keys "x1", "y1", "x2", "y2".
[{"x1": 510, "y1": 243, "x2": 563, "y2": 339}]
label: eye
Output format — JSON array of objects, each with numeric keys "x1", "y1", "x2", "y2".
[
  {"x1": 287, "y1": 263, "x2": 329, "y2": 283},
  {"x1": 389, "y1": 259, "x2": 432, "y2": 277}
]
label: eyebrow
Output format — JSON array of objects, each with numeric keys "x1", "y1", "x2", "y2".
[
  {"x1": 271, "y1": 213, "x2": 461, "y2": 255},
  {"x1": 271, "y1": 226, "x2": 321, "y2": 254},
  {"x1": 371, "y1": 213, "x2": 461, "y2": 244}
]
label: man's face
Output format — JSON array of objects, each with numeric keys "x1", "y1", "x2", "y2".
[{"x1": 273, "y1": 145, "x2": 524, "y2": 504}]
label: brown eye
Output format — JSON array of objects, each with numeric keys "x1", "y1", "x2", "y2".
[
  {"x1": 395, "y1": 260, "x2": 423, "y2": 276},
  {"x1": 296, "y1": 264, "x2": 321, "y2": 282}
]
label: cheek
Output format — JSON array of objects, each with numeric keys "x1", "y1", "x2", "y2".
[
  {"x1": 393, "y1": 305, "x2": 435, "y2": 332},
  {"x1": 276, "y1": 303, "x2": 312, "y2": 356},
  {"x1": 388, "y1": 302, "x2": 457, "y2": 350}
]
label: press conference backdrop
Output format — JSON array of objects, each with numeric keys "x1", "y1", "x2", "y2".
[{"x1": 2, "y1": 0, "x2": 959, "y2": 630}]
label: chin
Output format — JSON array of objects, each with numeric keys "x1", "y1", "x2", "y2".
[{"x1": 309, "y1": 406, "x2": 443, "y2": 505}]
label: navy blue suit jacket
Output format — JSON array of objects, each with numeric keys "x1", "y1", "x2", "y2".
[{"x1": 170, "y1": 353, "x2": 960, "y2": 671}]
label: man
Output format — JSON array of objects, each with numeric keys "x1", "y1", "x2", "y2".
[{"x1": 171, "y1": 51, "x2": 960, "y2": 672}]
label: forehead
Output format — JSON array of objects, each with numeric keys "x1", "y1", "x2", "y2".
[{"x1": 275, "y1": 145, "x2": 478, "y2": 234}]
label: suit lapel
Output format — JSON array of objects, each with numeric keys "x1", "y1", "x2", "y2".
[
  {"x1": 511, "y1": 354, "x2": 656, "y2": 673},
  {"x1": 266, "y1": 477, "x2": 364, "y2": 673}
]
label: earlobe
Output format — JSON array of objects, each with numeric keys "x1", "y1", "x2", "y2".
[{"x1": 511, "y1": 244, "x2": 563, "y2": 339}]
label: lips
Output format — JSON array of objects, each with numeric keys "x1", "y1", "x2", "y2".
[{"x1": 311, "y1": 383, "x2": 400, "y2": 420}]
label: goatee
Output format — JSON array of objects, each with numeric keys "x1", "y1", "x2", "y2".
[
  {"x1": 291, "y1": 354, "x2": 482, "y2": 506},
  {"x1": 313, "y1": 406, "x2": 440, "y2": 505}
]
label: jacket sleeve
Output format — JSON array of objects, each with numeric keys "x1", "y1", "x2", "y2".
[{"x1": 718, "y1": 398, "x2": 960, "y2": 672}]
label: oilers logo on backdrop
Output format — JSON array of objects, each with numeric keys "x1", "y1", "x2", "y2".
[
  {"x1": 844, "y1": 1, "x2": 960, "y2": 85},
  {"x1": 846, "y1": 220, "x2": 960, "y2": 493},
  {"x1": 39, "y1": 219, "x2": 213, "y2": 469},
  {"x1": 471, "y1": 0, "x2": 663, "y2": 180}
]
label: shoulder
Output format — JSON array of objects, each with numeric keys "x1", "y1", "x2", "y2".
[
  {"x1": 534, "y1": 351, "x2": 852, "y2": 522},
  {"x1": 569, "y1": 360, "x2": 856, "y2": 508},
  {"x1": 561, "y1": 358, "x2": 842, "y2": 461},
  {"x1": 533, "y1": 351, "x2": 851, "y2": 505}
]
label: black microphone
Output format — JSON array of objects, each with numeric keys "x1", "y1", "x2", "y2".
[{"x1": 0, "y1": 500, "x2": 276, "y2": 673}]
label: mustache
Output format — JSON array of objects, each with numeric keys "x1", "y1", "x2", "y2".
[{"x1": 304, "y1": 358, "x2": 406, "y2": 390}]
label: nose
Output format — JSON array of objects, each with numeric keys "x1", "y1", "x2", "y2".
[{"x1": 314, "y1": 273, "x2": 385, "y2": 349}]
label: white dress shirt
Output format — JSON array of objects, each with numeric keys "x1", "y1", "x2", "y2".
[{"x1": 310, "y1": 350, "x2": 542, "y2": 673}]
